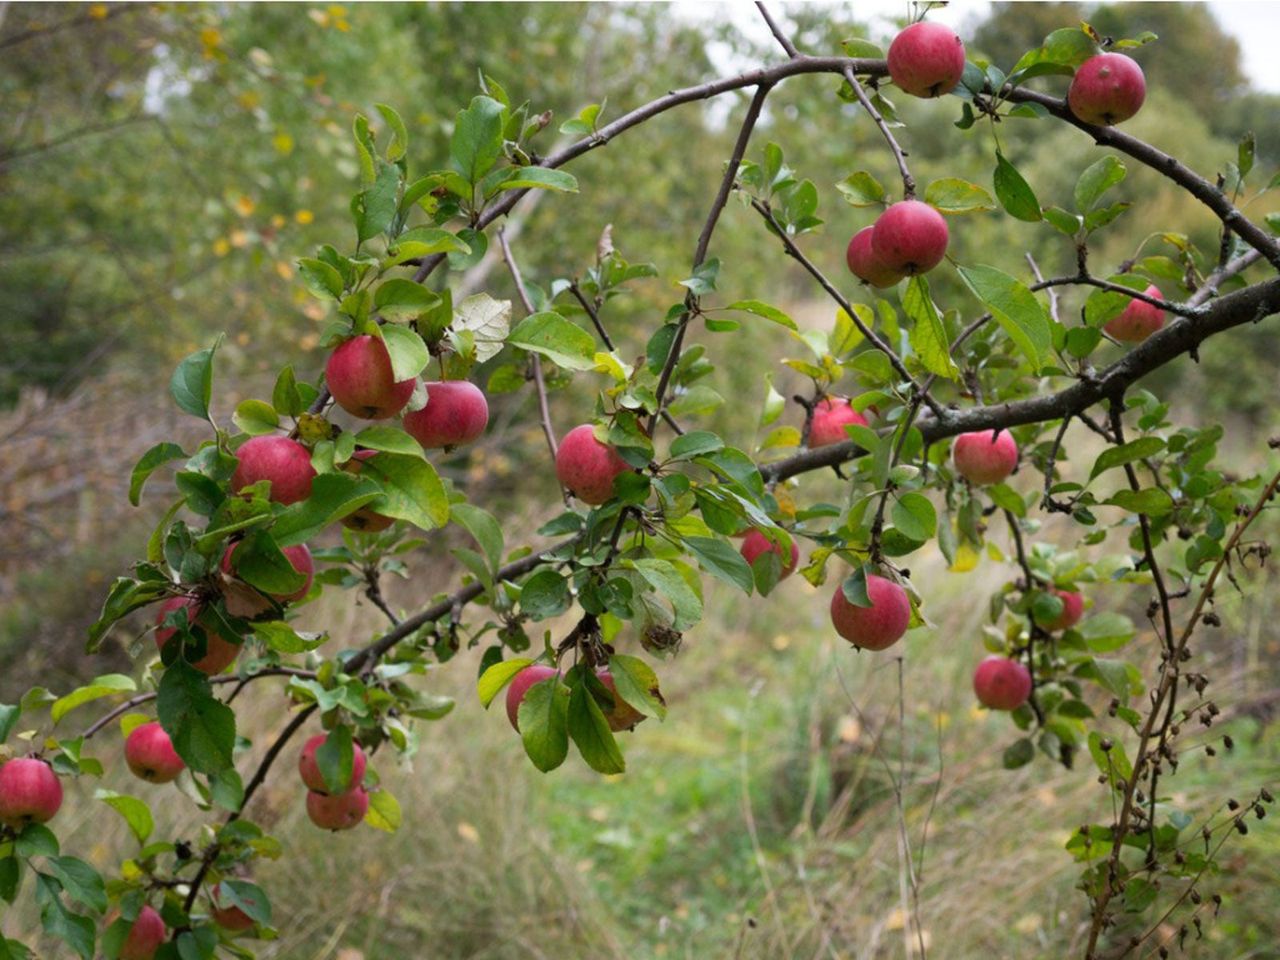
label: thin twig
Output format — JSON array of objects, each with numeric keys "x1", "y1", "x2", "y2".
[
  {"x1": 841, "y1": 66, "x2": 915, "y2": 199},
  {"x1": 755, "y1": 1, "x2": 800, "y2": 58}
]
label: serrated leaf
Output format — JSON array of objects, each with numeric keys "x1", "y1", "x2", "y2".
[
  {"x1": 608, "y1": 654, "x2": 666, "y2": 720},
  {"x1": 923, "y1": 177, "x2": 995, "y2": 215},
  {"x1": 723, "y1": 300, "x2": 797, "y2": 330},
  {"x1": 129, "y1": 443, "x2": 186, "y2": 507},
  {"x1": 232, "y1": 400, "x2": 278, "y2": 437},
  {"x1": 683, "y1": 536, "x2": 754, "y2": 593},
  {"x1": 93, "y1": 790, "x2": 153, "y2": 845},
  {"x1": 379, "y1": 324, "x2": 431, "y2": 381},
  {"x1": 453, "y1": 293, "x2": 511, "y2": 363},
  {"x1": 374, "y1": 279, "x2": 438, "y2": 322},
  {"x1": 357, "y1": 452, "x2": 449, "y2": 531},
  {"x1": 169, "y1": 341, "x2": 218, "y2": 421},
  {"x1": 1089, "y1": 437, "x2": 1164, "y2": 481},
  {"x1": 51, "y1": 675, "x2": 135, "y2": 725},
  {"x1": 993, "y1": 152, "x2": 1041, "y2": 222},
  {"x1": 957, "y1": 265, "x2": 1051, "y2": 370},
  {"x1": 891, "y1": 492, "x2": 936, "y2": 541},
  {"x1": 451, "y1": 503, "x2": 504, "y2": 571},
  {"x1": 477, "y1": 658, "x2": 534, "y2": 708},
  {"x1": 365, "y1": 789, "x2": 402, "y2": 832},
  {"x1": 493, "y1": 166, "x2": 578, "y2": 193},
  {"x1": 156, "y1": 661, "x2": 236, "y2": 775},
  {"x1": 1074, "y1": 156, "x2": 1127, "y2": 213},
  {"x1": 568, "y1": 680, "x2": 625, "y2": 775},
  {"x1": 451, "y1": 96, "x2": 505, "y2": 185},
  {"x1": 507, "y1": 312, "x2": 596, "y2": 370},
  {"x1": 903, "y1": 276, "x2": 958, "y2": 380},
  {"x1": 835, "y1": 171, "x2": 885, "y2": 206},
  {"x1": 518, "y1": 677, "x2": 570, "y2": 773}
]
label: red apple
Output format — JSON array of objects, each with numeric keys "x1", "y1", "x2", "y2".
[
  {"x1": 0, "y1": 757, "x2": 62, "y2": 828},
  {"x1": 1105, "y1": 285, "x2": 1164, "y2": 343},
  {"x1": 231, "y1": 435, "x2": 315, "y2": 505},
  {"x1": 305, "y1": 787, "x2": 369, "y2": 831},
  {"x1": 505, "y1": 664, "x2": 558, "y2": 731},
  {"x1": 555, "y1": 424, "x2": 630, "y2": 505},
  {"x1": 887, "y1": 21, "x2": 966, "y2": 98},
  {"x1": 809, "y1": 396, "x2": 869, "y2": 449},
  {"x1": 210, "y1": 883, "x2": 258, "y2": 932},
  {"x1": 154, "y1": 597, "x2": 241, "y2": 675},
  {"x1": 298, "y1": 733, "x2": 368, "y2": 794},
  {"x1": 846, "y1": 226, "x2": 904, "y2": 288},
  {"x1": 830, "y1": 574, "x2": 912, "y2": 651},
  {"x1": 740, "y1": 529, "x2": 799, "y2": 579},
  {"x1": 401, "y1": 380, "x2": 489, "y2": 450},
  {"x1": 952, "y1": 429, "x2": 1018, "y2": 486},
  {"x1": 325, "y1": 335, "x2": 415, "y2": 420},
  {"x1": 124, "y1": 722, "x2": 184, "y2": 784},
  {"x1": 114, "y1": 905, "x2": 166, "y2": 960},
  {"x1": 973, "y1": 655, "x2": 1033, "y2": 710},
  {"x1": 340, "y1": 450, "x2": 394, "y2": 531},
  {"x1": 595, "y1": 669, "x2": 646, "y2": 732},
  {"x1": 221, "y1": 542, "x2": 314, "y2": 602},
  {"x1": 871, "y1": 201, "x2": 949, "y2": 275},
  {"x1": 1039, "y1": 588, "x2": 1084, "y2": 632},
  {"x1": 1068, "y1": 52, "x2": 1146, "y2": 126}
]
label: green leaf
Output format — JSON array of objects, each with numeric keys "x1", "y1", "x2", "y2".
[
  {"x1": 1090, "y1": 658, "x2": 1135, "y2": 701},
  {"x1": 217, "y1": 879, "x2": 273, "y2": 925},
  {"x1": 520, "y1": 569, "x2": 571, "y2": 620},
  {"x1": 86, "y1": 577, "x2": 170, "y2": 652},
  {"x1": 297, "y1": 258, "x2": 345, "y2": 300},
  {"x1": 608, "y1": 655, "x2": 666, "y2": 720},
  {"x1": 518, "y1": 676, "x2": 570, "y2": 773},
  {"x1": 1089, "y1": 437, "x2": 1165, "y2": 481},
  {"x1": 492, "y1": 166, "x2": 579, "y2": 194},
  {"x1": 632, "y1": 558, "x2": 702, "y2": 631},
  {"x1": 128, "y1": 443, "x2": 187, "y2": 507},
  {"x1": 93, "y1": 790, "x2": 154, "y2": 846},
  {"x1": 451, "y1": 96, "x2": 505, "y2": 185},
  {"x1": 374, "y1": 102, "x2": 408, "y2": 162},
  {"x1": 683, "y1": 536, "x2": 754, "y2": 594},
  {"x1": 345, "y1": 453, "x2": 449, "y2": 532},
  {"x1": 923, "y1": 177, "x2": 995, "y2": 215},
  {"x1": 679, "y1": 258, "x2": 720, "y2": 297},
  {"x1": 156, "y1": 661, "x2": 236, "y2": 775},
  {"x1": 1074, "y1": 156, "x2": 1127, "y2": 213},
  {"x1": 169, "y1": 340, "x2": 219, "y2": 422},
  {"x1": 477, "y1": 658, "x2": 534, "y2": 708},
  {"x1": 957, "y1": 265, "x2": 1051, "y2": 370},
  {"x1": 272, "y1": 365, "x2": 305, "y2": 417},
  {"x1": 508, "y1": 312, "x2": 597, "y2": 371},
  {"x1": 16, "y1": 824, "x2": 59, "y2": 858},
  {"x1": 1106, "y1": 487, "x2": 1174, "y2": 516},
  {"x1": 722, "y1": 299, "x2": 797, "y2": 330},
  {"x1": 891, "y1": 492, "x2": 936, "y2": 541},
  {"x1": 451, "y1": 503, "x2": 504, "y2": 571},
  {"x1": 993, "y1": 152, "x2": 1041, "y2": 222},
  {"x1": 1238, "y1": 131, "x2": 1256, "y2": 179},
  {"x1": 377, "y1": 324, "x2": 430, "y2": 383},
  {"x1": 1003, "y1": 737, "x2": 1035, "y2": 769},
  {"x1": 988, "y1": 482, "x2": 1026, "y2": 517},
  {"x1": 45, "y1": 857, "x2": 106, "y2": 913},
  {"x1": 34, "y1": 873, "x2": 94, "y2": 960},
  {"x1": 355, "y1": 163, "x2": 400, "y2": 245},
  {"x1": 374, "y1": 279, "x2": 438, "y2": 323},
  {"x1": 51, "y1": 675, "x2": 135, "y2": 725},
  {"x1": 351, "y1": 426, "x2": 422, "y2": 458},
  {"x1": 252, "y1": 620, "x2": 326, "y2": 654},
  {"x1": 669, "y1": 431, "x2": 724, "y2": 460},
  {"x1": 835, "y1": 171, "x2": 885, "y2": 206},
  {"x1": 232, "y1": 400, "x2": 279, "y2": 437},
  {"x1": 365, "y1": 789, "x2": 402, "y2": 832},
  {"x1": 1078, "y1": 613, "x2": 1137, "y2": 653},
  {"x1": 568, "y1": 680, "x2": 625, "y2": 775},
  {"x1": 316, "y1": 726, "x2": 355, "y2": 795},
  {"x1": 0, "y1": 856, "x2": 19, "y2": 904},
  {"x1": 0, "y1": 704, "x2": 18, "y2": 745},
  {"x1": 902, "y1": 276, "x2": 958, "y2": 380},
  {"x1": 229, "y1": 530, "x2": 307, "y2": 596}
]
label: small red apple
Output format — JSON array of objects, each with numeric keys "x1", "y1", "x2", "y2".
[
  {"x1": 340, "y1": 450, "x2": 395, "y2": 531},
  {"x1": 231, "y1": 435, "x2": 315, "y2": 505},
  {"x1": 112, "y1": 905, "x2": 166, "y2": 960},
  {"x1": 555, "y1": 424, "x2": 630, "y2": 505},
  {"x1": 973, "y1": 655, "x2": 1033, "y2": 710},
  {"x1": 871, "y1": 200, "x2": 950, "y2": 275},
  {"x1": 1039, "y1": 588, "x2": 1084, "y2": 632},
  {"x1": 830, "y1": 574, "x2": 912, "y2": 651},
  {"x1": 740, "y1": 529, "x2": 799, "y2": 579},
  {"x1": 210, "y1": 883, "x2": 258, "y2": 932},
  {"x1": 846, "y1": 226, "x2": 905, "y2": 288},
  {"x1": 887, "y1": 21, "x2": 967, "y2": 99},
  {"x1": 401, "y1": 380, "x2": 489, "y2": 450},
  {"x1": 505, "y1": 664, "x2": 558, "y2": 731},
  {"x1": 305, "y1": 787, "x2": 369, "y2": 831},
  {"x1": 298, "y1": 733, "x2": 368, "y2": 794},
  {"x1": 1105, "y1": 285, "x2": 1164, "y2": 343},
  {"x1": 154, "y1": 597, "x2": 241, "y2": 675},
  {"x1": 221, "y1": 542, "x2": 314, "y2": 602},
  {"x1": 809, "y1": 396, "x2": 869, "y2": 449},
  {"x1": 952, "y1": 429, "x2": 1018, "y2": 486},
  {"x1": 124, "y1": 722, "x2": 185, "y2": 784},
  {"x1": 595, "y1": 669, "x2": 646, "y2": 732},
  {"x1": 325, "y1": 335, "x2": 415, "y2": 420},
  {"x1": 0, "y1": 757, "x2": 62, "y2": 828},
  {"x1": 1068, "y1": 52, "x2": 1146, "y2": 126}
]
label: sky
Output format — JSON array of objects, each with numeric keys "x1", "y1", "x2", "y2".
[{"x1": 677, "y1": 1, "x2": 1280, "y2": 93}]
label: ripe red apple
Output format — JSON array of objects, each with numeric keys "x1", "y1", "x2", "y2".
[
  {"x1": 124, "y1": 722, "x2": 184, "y2": 784},
  {"x1": 210, "y1": 883, "x2": 258, "y2": 932},
  {"x1": 1068, "y1": 52, "x2": 1146, "y2": 126},
  {"x1": 887, "y1": 21, "x2": 966, "y2": 98},
  {"x1": 305, "y1": 786, "x2": 369, "y2": 831},
  {"x1": 1039, "y1": 588, "x2": 1084, "y2": 632},
  {"x1": 298, "y1": 733, "x2": 368, "y2": 794},
  {"x1": 595, "y1": 669, "x2": 646, "y2": 732},
  {"x1": 111, "y1": 905, "x2": 166, "y2": 960},
  {"x1": 401, "y1": 380, "x2": 489, "y2": 450},
  {"x1": 973, "y1": 655, "x2": 1033, "y2": 710},
  {"x1": 871, "y1": 201, "x2": 949, "y2": 275},
  {"x1": 830, "y1": 574, "x2": 912, "y2": 651},
  {"x1": 340, "y1": 450, "x2": 394, "y2": 531},
  {"x1": 325, "y1": 335, "x2": 415, "y2": 420},
  {"x1": 0, "y1": 757, "x2": 62, "y2": 828},
  {"x1": 952, "y1": 429, "x2": 1018, "y2": 486},
  {"x1": 740, "y1": 529, "x2": 799, "y2": 579},
  {"x1": 1105, "y1": 285, "x2": 1164, "y2": 343},
  {"x1": 221, "y1": 542, "x2": 314, "y2": 602},
  {"x1": 505, "y1": 664, "x2": 558, "y2": 731},
  {"x1": 555, "y1": 424, "x2": 630, "y2": 505},
  {"x1": 154, "y1": 597, "x2": 241, "y2": 675},
  {"x1": 230, "y1": 435, "x2": 316, "y2": 505},
  {"x1": 846, "y1": 226, "x2": 904, "y2": 288},
  {"x1": 809, "y1": 396, "x2": 869, "y2": 449}
]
